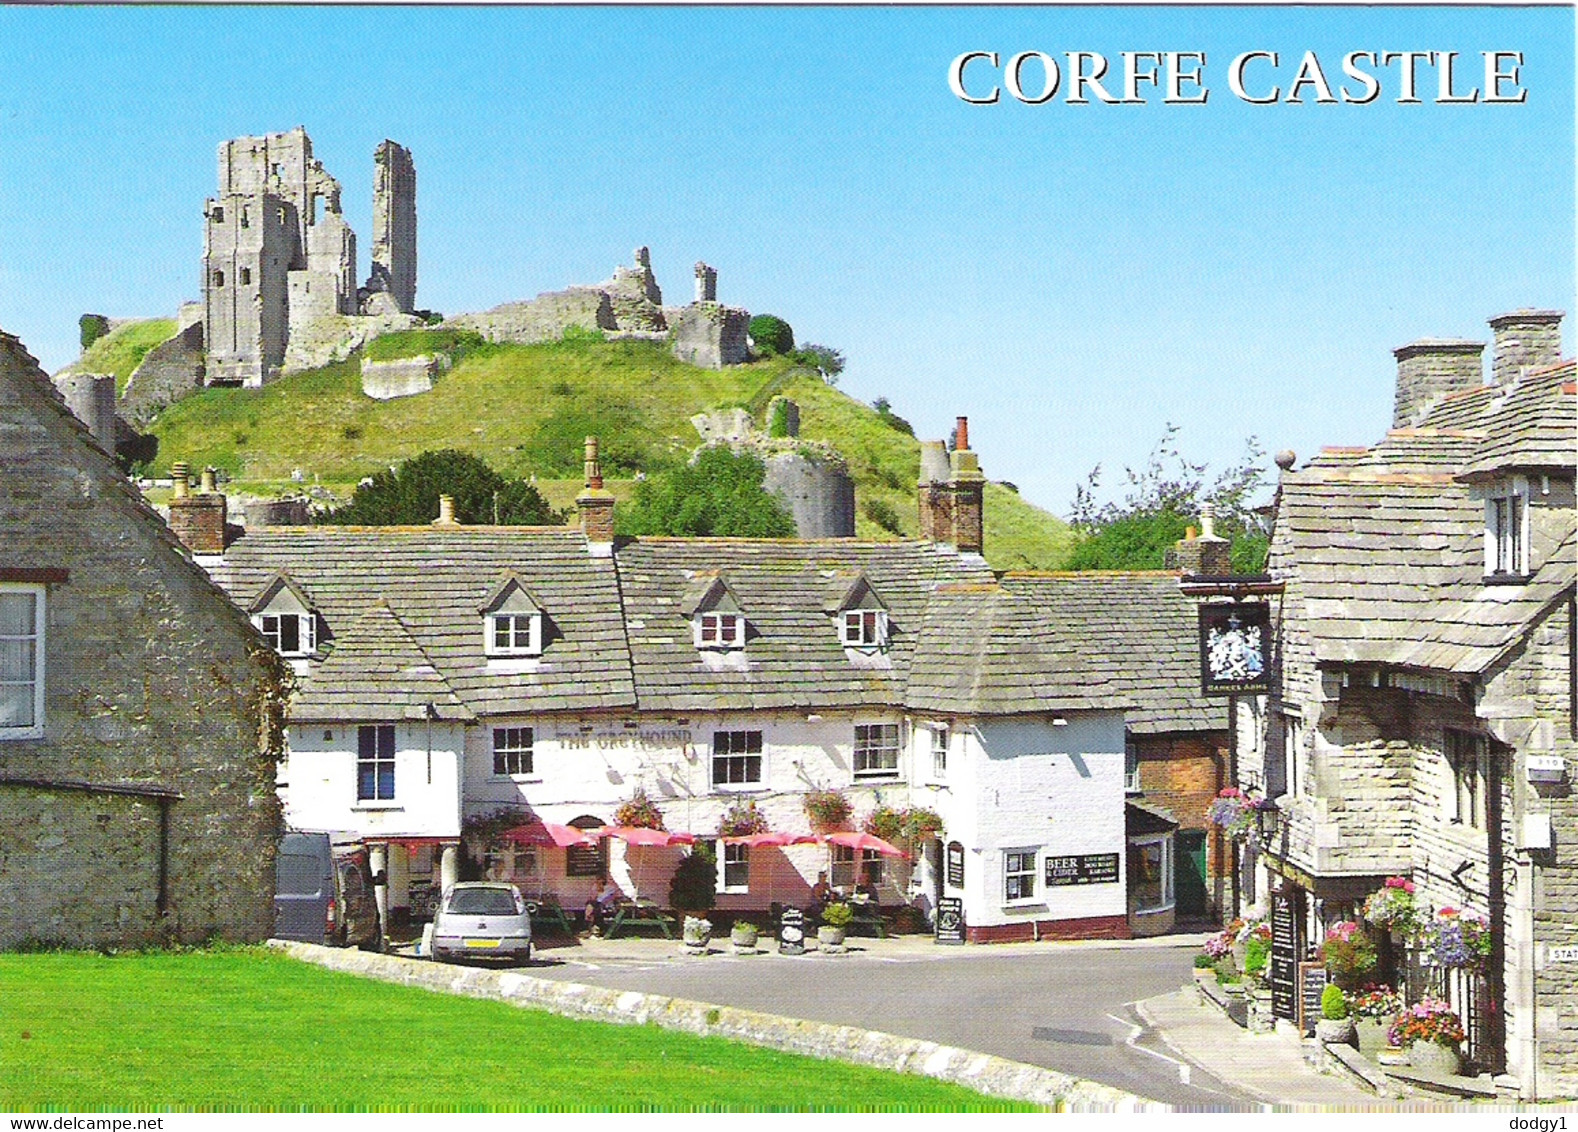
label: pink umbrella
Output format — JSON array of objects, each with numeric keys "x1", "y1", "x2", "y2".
[
  {"x1": 822, "y1": 830, "x2": 907, "y2": 857},
  {"x1": 502, "y1": 821, "x2": 597, "y2": 849},
  {"x1": 595, "y1": 826, "x2": 696, "y2": 901},
  {"x1": 718, "y1": 830, "x2": 818, "y2": 905}
]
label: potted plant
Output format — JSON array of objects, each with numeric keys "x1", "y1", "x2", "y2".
[
  {"x1": 717, "y1": 799, "x2": 768, "y2": 838},
  {"x1": 819, "y1": 900, "x2": 853, "y2": 949},
  {"x1": 681, "y1": 915, "x2": 713, "y2": 953},
  {"x1": 1316, "y1": 984, "x2": 1357, "y2": 1046},
  {"x1": 614, "y1": 788, "x2": 666, "y2": 830},
  {"x1": 730, "y1": 918, "x2": 759, "y2": 952},
  {"x1": 670, "y1": 843, "x2": 715, "y2": 952},
  {"x1": 1347, "y1": 985, "x2": 1403, "y2": 1057},
  {"x1": 1320, "y1": 921, "x2": 1378, "y2": 990},
  {"x1": 804, "y1": 788, "x2": 852, "y2": 834},
  {"x1": 1363, "y1": 876, "x2": 1421, "y2": 939},
  {"x1": 1389, "y1": 998, "x2": 1467, "y2": 1075}
]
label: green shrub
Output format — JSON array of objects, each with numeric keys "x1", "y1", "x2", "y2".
[
  {"x1": 318, "y1": 449, "x2": 559, "y2": 526},
  {"x1": 79, "y1": 314, "x2": 110, "y2": 350},
  {"x1": 863, "y1": 496, "x2": 904, "y2": 536},
  {"x1": 1193, "y1": 952, "x2": 1216, "y2": 970},
  {"x1": 1244, "y1": 935, "x2": 1270, "y2": 977},
  {"x1": 519, "y1": 403, "x2": 659, "y2": 478},
  {"x1": 560, "y1": 324, "x2": 606, "y2": 343},
  {"x1": 820, "y1": 902, "x2": 854, "y2": 928},
  {"x1": 669, "y1": 844, "x2": 717, "y2": 914},
  {"x1": 1321, "y1": 983, "x2": 1350, "y2": 1020},
  {"x1": 748, "y1": 315, "x2": 794, "y2": 357},
  {"x1": 1213, "y1": 958, "x2": 1241, "y2": 985},
  {"x1": 767, "y1": 399, "x2": 794, "y2": 438},
  {"x1": 619, "y1": 446, "x2": 795, "y2": 539}
]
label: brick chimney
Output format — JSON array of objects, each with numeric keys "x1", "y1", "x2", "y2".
[
  {"x1": 576, "y1": 435, "x2": 616, "y2": 557},
  {"x1": 1170, "y1": 504, "x2": 1232, "y2": 576},
  {"x1": 167, "y1": 463, "x2": 227, "y2": 554},
  {"x1": 1392, "y1": 338, "x2": 1484, "y2": 427},
  {"x1": 916, "y1": 439, "x2": 952, "y2": 542},
  {"x1": 1489, "y1": 310, "x2": 1563, "y2": 386},
  {"x1": 946, "y1": 416, "x2": 986, "y2": 555}
]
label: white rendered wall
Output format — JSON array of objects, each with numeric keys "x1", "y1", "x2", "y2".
[{"x1": 282, "y1": 721, "x2": 463, "y2": 840}]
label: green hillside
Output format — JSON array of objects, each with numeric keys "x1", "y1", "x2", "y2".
[
  {"x1": 60, "y1": 318, "x2": 178, "y2": 394},
  {"x1": 145, "y1": 333, "x2": 1076, "y2": 570}
]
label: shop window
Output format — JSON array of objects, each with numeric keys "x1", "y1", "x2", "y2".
[
  {"x1": 853, "y1": 723, "x2": 900, "y2": 779},
  {"x1": 1004, "y1": 848, "x2": 1039, "y2": 903},
  {"x1": 492, "y1": 727, "x2": 533, "y2": 777},
  {"x1": 711, "y1": 730, "x2": 763, "y2": 789},
  {"x1": 1445, "y1": 730, "x2": 1488, "y2": 829},
  {"x1": 1130, "y1": 835, "x2": 1174, "y2": 914},
  {"x1": 356, "y1": 724, "x2": 396, "y2": 802},
  {"x1": 0, "y1": 585, "x2": 44, "y2": 737}
]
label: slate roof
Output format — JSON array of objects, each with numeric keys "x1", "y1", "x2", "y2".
[
  {"x1": 993, "y1": 573, "x2": 1220, "y2": 734},
  {"x1": 1275, "y1": 359, "x2": 1576, "y2": 674},
  {"x1": 293, "y1": 600, "x2": 473, "y2": 723},
  {"x1": 206, "y1": 527, "x2": 636, "y2": 716},
  {"x1": 615, "y1": 538, "x2": 994, "y2": 711}
]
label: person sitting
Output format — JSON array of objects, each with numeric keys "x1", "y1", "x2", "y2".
[
  {"x1": 584, "y1": 878, "x2": 619, "y2": 935},
  {"x1": 809, "y1": 871, "x2": 831, "y2": 914}
]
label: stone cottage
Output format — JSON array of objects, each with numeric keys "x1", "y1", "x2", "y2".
[
  {"x1": 1246, "y1": 310, "x2": 1575, "y2": 1097},
  {"x1": 0, "y1": 330, "x2": 286, "y2": 949}
]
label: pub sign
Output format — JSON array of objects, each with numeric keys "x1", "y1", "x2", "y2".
[{"x1": 1198, "y1": 602, "x2": 1271, "y2": 696}]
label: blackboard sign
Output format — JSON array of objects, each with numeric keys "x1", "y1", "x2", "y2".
[
  {"x1": 946, "y1": 841, "x2": 965, "y2": 889},
  {"x1": 1270, "y1": 894, "x2": 1297, "y2": 1021},
  {"x1": 935, "y1": 896, "x2": 965, "y2": 945},
  {"x1": 778, "y1": 907, "x2": 805, "y2": 955},
  {"x1": 1044, "y1": 852, "x2": 1120, "y2": 887},
  {"x1": 1298, "y1": 961, "x2": 1328, "y2": 1036}
]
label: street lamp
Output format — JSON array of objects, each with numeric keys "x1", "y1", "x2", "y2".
[{"x1": 1254, "y1": 798, "x2": 1281, "y2": 848}]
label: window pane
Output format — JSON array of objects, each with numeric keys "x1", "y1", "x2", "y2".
[
  {"x1": 0, "y1": 640, "x2": 34, "y2": 682},
  {"x1": 377, "y1": 725, "x2": 395, "y2": 758},
  {"x1": 0, "y1": 594, "x2": 35, "y2": 636},
  {"x1": 0, "y1": 684, "x2": 34, "y2": 727},
  {"x1": 358, "y1": 764, "x2": 376, "y2": 800},
  {"x1": 279, "y1": 616, "x2": 300, "y2": 653},
  {"x1": 377, "y1": 765, "x2": 395, "y2": 800}
]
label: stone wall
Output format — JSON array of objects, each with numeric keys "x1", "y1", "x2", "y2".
[
  {"x1": 450, "y1": 289, "x2": 616, "y2": 345},
  {"x1": 52, "y1": 372, "x2": 116, "y2": 452},
  {"x1": 1133, "y1": 732, "x2": 1229, "y2": 882},
  {"x1": 119, "y1": 320, "x2": 205, "y2": 429},
  {"x1": 763, "y1": 451, "x2": 855, "y2": 539},
  {"x1": 282, "y1": 310, "x2": 418, "y2": 374},
  {"x1": 0, "y1": 330, "x2": 285, "y2": 949},
  {"x1": 671, "y1": 302, "x2": 750, "y2": 369},
  {"x1": 361, "y1": 353, "x2": 449, "y2": 400}
]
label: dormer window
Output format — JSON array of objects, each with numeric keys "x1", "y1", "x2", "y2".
[
  {"x1": 696, "y1": 612, "x2": 743, "y2": 649},
  {"x1": 842, "y1": 609, "x2": 888, "y2": 648},
  {"x1": 258, "y1": 612, "x2": 315, "y2": 657},
  {"x1": 480, "y1": 574, "x2": 545, "y2": 658},
  {"x1": 1485, "y1": 479, "x2": 1530, "y2": 578}
]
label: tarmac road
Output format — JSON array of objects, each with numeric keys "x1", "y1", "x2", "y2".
[{"x1": 523, "y1": 937, "x2": 1263, "y2": 1108}]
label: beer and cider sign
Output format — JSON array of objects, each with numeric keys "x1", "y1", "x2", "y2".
[{"x1": 1044, "y1": 852, "x2": 1120, "y2": 887}]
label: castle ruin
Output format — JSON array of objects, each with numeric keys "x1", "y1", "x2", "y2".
[{"x1": 203, "y1": 128, "x2": 416, "y2": 386}]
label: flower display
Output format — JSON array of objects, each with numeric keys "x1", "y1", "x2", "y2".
[
  {"x1": 1363, "y1": 876, "x2": 1420, "y2": 935},
  {"x1": 613, "y1": 788, "x2": 666, "y2": 830},
  {"x1": 1388, "y1": 998, "x2": 1466, "y2": 1049},
  {"x1": 1320, "y1": 920, "x2": 1378, "y2": 983},
  {"x1": 1422, "y1": 907, "x2": 1493, "y2": 971},
  {"x1": 717, "y1": 798, "x2": 769, "y2": 838},
  {"x1": 1346, "y1": 985, "x2": 1404, "y2": 1020},
  {"x1": 1206, "y1": 788, "x2": 1256, "y2": 839},
  {"x1": 1203, "y1": 919, "x2": 1243, "y2": 960}
]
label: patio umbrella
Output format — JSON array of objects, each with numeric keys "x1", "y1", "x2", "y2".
[
  {"x1": 719, "y1": 830, "x2": 818, "y2": 906},
  {"x1": 821, "y1": 830, "x2": 907, "y2": 899},
  {"x1": 501, "y1": 821, "x2": 597, "y2": 848},
  {"x1": 595, "y1": 826, "x2": 697, "y2": 900}
]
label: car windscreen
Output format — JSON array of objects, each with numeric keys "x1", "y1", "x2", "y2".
[{"x1": 445, "y1": 888, "x2": 517, "y2": 916}]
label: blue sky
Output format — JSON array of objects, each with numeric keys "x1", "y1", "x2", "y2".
[{"x1": 1, "y1": 6, "x2": 1571, "y2": 515}]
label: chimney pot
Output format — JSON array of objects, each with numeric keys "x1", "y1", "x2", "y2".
[
  {"x1": 1489, "y1": 309, "x2": 1564, "y2": 387},
  {"x1": 199, "y1": 467, "x2": 218, "y2": 494},
  {"x1": 170, "y1": 461, "x2": 190, "y2": 500},
  {"x1": 583, "y1": 435, "x2": 604, "y2": 491},
  {"x1": 955, "y1": 416, "x2": 969, "y2": 451},
  {"x1": 432, "y1": 494, "x2": 458, "y2": 527},
  {"x1": 1199, "y1": 504, "x2": 1216, "y2": 540}
]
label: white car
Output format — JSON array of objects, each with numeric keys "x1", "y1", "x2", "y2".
[{"x1": 431, "y1": 882, "x2": 533, "y2": 964}]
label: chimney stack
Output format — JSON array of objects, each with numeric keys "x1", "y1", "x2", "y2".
[
  {"x1": 1169, "y1": 504, "x2": 1232, "y2": 576},
  {"x1": 431, "y1": 494, "x2": 459, "y2": 528},
  {"x1": 916, "y1": 440, "x2": 952, "y2": 542},
  {"x1": 577, "y1": 435, "x2": 616, "y2": 556},
  {"x1": 947, "y1": 416, "x2": 986, "y2": 555},
  {"x1": 1489, "y1": 310, "x2": 1563, "y2": 387},
  {"x1": 1391, "y1": 338, "x2": 1485, "y2": 428},
  {"x1": 167, "y1": 460, "x2": 227, "y2": 554}
]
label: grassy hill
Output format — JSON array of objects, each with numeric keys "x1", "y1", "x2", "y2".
[
  {"x1": 142, "y1": 331, "x2": 1076, "y2": 570},
  {"x1": 59, "y1": 318, "x2": 178, "y2": 394}
]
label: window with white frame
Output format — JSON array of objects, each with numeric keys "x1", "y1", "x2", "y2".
[
  {"x1": 854, "y1": 723, "x2": 900, "y2": 779},
  {"x1": 830, "y1": 845, "x2": 882, "y2": 891},
  {"x1": 357, "y1": 724, "x2": 396, "y2": 802},
  {"x1": 1445, "y1": 729, "x2": 1488, "y2": 829},
  {"x1": 487, "y1": 612, "x2": 542, "y2": 657},
  {"x1": 492, "y1": 727, "x2": 534, "y2": 776},
  {"x1": 1282, "y1": 712, "x2": 1305, "y2": 797},
  {"x1": 1129, "y1": 835, "x2": 1174, "y2": 914},
  {"x1": 256, "y1": 611, "x2": 315, "y2": 657},
  {"x1": 1004, "y1": 849, "x2": 1037, "y2": 902},
  {"x1": 720, "y1": 842, "x2": 750, "y2": 893},
  {"x1": 711, "y1": 730, "x2": 763, "y2": 788},
  {"x1": 930, "y1": 725, "x2": 949, "y2": 779},
  {"x1": 1486, "y1": 481, "x2": 1530, "y2": 577},
  {"x1": 1124, "y1": 737, "x2": 1141, "y2": 793},
  {"x1": 0, "y1": 586, "x2": 44, "y2": 737},
  {"x1": 841, "y1": 608, "x2": 888, "y2": 649},
  {"x1": 695, "y1": 612, "x2": 744, "y2": 650}
]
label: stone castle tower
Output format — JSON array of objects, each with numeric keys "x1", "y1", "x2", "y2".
[{"x1": 202, "y1": 128, "x2": 415, "y2": 387}]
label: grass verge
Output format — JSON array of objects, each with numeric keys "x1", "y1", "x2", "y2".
[{"x1": 0, "y1": 949, "x2": 1034, "y2": 1112}]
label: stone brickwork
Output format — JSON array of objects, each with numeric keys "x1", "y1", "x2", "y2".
[
  {"x1": 365, "y1": 141, "x2": 417, "y2": 315},
  {"x1": 52, "y1": 372, "x2": 116, "y2": 452},
  {"x1": 1391, "y1": 339, "x2": 1484, "y2": 428},
  {"x1": 452, "y1": 288, "x2": 616, "y2": 345},
  {"x1": 282, "y1": 310, "x2": 418, "y2": 374},
  {"x1": 119, "y1": 320, "x2": 205, "y2": 429},
  {"x1": 763, "y1": 451, "x2": 856, "y2": 539},
  {"x1": 1490, "y1": 310, "x2": 1564, "y2": 386},
  {"x1": 0, "y1": 330, "x2": 286, "y2": 949},
  {"x1": 1133, "y1": 732, "x2": 1228, "y2": 883},
  {"x1": 361, "y1": 353, "x2": 449, "y2": 401},
  {"x1": 670, "y1": 302, "x2": 750, "y2": 369}
]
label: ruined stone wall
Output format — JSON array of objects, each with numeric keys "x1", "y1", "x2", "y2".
[
  {"x1": 204, "y1": 193, "x2": 294, "y2": 385},
  {"x1": 361, "y1": 353, "x2": 448, "y2": 401},
  {"x1": 53, "y1": 372, "x2": 116, "y2": 452},
  {"x1": 282, "y1": 310, "x2": 418, "y2": 374},
  {"x1": 369, "y1": 141, "x2": 417, "y2": 314},
  {"x1": 450, "y1": 289, "x2": 616, "y2": 345},
  {"x1": 119, "y1": 321, "x2": 205, "y2": 429},
  {"x1": 0, "y1": 331, "x2": 284, "y2": 949},
  {"x1": 670, "y1": 302, "x2": 750, "y2": 369},
  {"x1": 763, "y1": 451, "x2": 855, "y2": 538}
]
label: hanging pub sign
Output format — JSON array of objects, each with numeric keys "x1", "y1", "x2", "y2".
[
  {"x1": 946, "y1": 841, "x2": 965, "y2": 889},
  {"x1": 935, "y1": 896, "x2": 965, "y2": 945},
  {"x1": 1198, "y1": 602, "x2": 1272, "y2": 696},
  {"x1": 1044, "y1": 852, "x2": 1121, "y2": 886}
]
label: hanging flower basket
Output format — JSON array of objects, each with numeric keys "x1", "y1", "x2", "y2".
[
  {"x1": 613, "y1": 788, "x2": 666, "y2": 831},
  {"x1": 717, "y1": 799, "x2": 769, "y2": 838},
  {"x1": 862, "y1": 805, "x2": 905, "y2": 844},
  {"x1": 1206, "y1": 788, "x2": 1257, "y2": 840},
  {"x1": 1363, "y1": 876, "x2": 1421, "y2": 936},
  {"x1": 1320, "y1": 921, "x2": 1378, "y2": 989},
  {"x1": 804, "y1": 788, "x2": 852, "y2": 834},
  {"x1": 1421, "y1": 907, "x2": 1492, "y2": 971}
]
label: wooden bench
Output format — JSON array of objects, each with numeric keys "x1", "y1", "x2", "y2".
[
  {"x1": 605, "y1": 902, "x2": 676, "y2": 939},
  {"x1": 523, "y1": 898, "x2": 576, "y2": 936}
]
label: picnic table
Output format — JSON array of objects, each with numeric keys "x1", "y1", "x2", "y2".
[
  {"x1": 847, "y1": 897, "x2": 886, "y2": 938},
  {"x1": 522, "y1": 896, "x2": 576, "y2": 936},
  {"x1": 604, "y1": 900, "x2": 676, "y2": 939}
]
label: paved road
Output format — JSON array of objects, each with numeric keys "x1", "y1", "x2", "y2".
[{"x1": 523, "y1": 939, "x2": 1262, "y2": 1108}]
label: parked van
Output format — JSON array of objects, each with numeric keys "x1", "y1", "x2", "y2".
[{"x1": 274, "y1": 831, "x2": 382, "y2": 949}]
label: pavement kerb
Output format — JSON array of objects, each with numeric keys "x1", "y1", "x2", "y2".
[{"x1": 270, "y1": 939, "x2": 1168, "y2": 1112}]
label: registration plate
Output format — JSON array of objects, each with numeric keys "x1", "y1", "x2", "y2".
[{"x1": 464, "y1": 938, "x2": 502, "y2": 949}]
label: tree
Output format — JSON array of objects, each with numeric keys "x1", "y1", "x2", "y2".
[
  {"x1": 748, "y1": 314, "x2": 795, "y2": 357},
  {"x1": 619, "y1": 445, "x2": 797, "y2": 538},
  {"x1": 794, "y1": 343, "x2": 845, "y2": 384},
  {"x1": 1067, "y1": 425, "x2": 1270, "y2": 572},
  {"x1": 319, "y1": 449, "x2": 560, "y2": 526}
]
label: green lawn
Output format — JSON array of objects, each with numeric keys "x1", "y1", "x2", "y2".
[
  {"x1": 61, "y1": 319, "x2": 179, "y2": 394},
  {"x1": 0, "y1": 949, "x2": 1033, "y2": 1112}
]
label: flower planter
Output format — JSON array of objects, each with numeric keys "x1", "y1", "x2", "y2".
[
  {"x1": 1315, "y1": 1017, "x2": 1357, "y2": 1047},
  {"x1": 730, "y1": 924, "x2": 759, "y2": 953},
  {"x1": 1355, "y1": 1017, "x2": 1392, "y2": 1058},
  {"x1": 1407, "y1": 1040, "x2": 1463, "y2": 1076},
  {"x1": 681, "y1": 916, "x2": 712, "y2": 954},
  {"x1": 817, "y1": 925, "x2": 846, "y2": 951}
]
